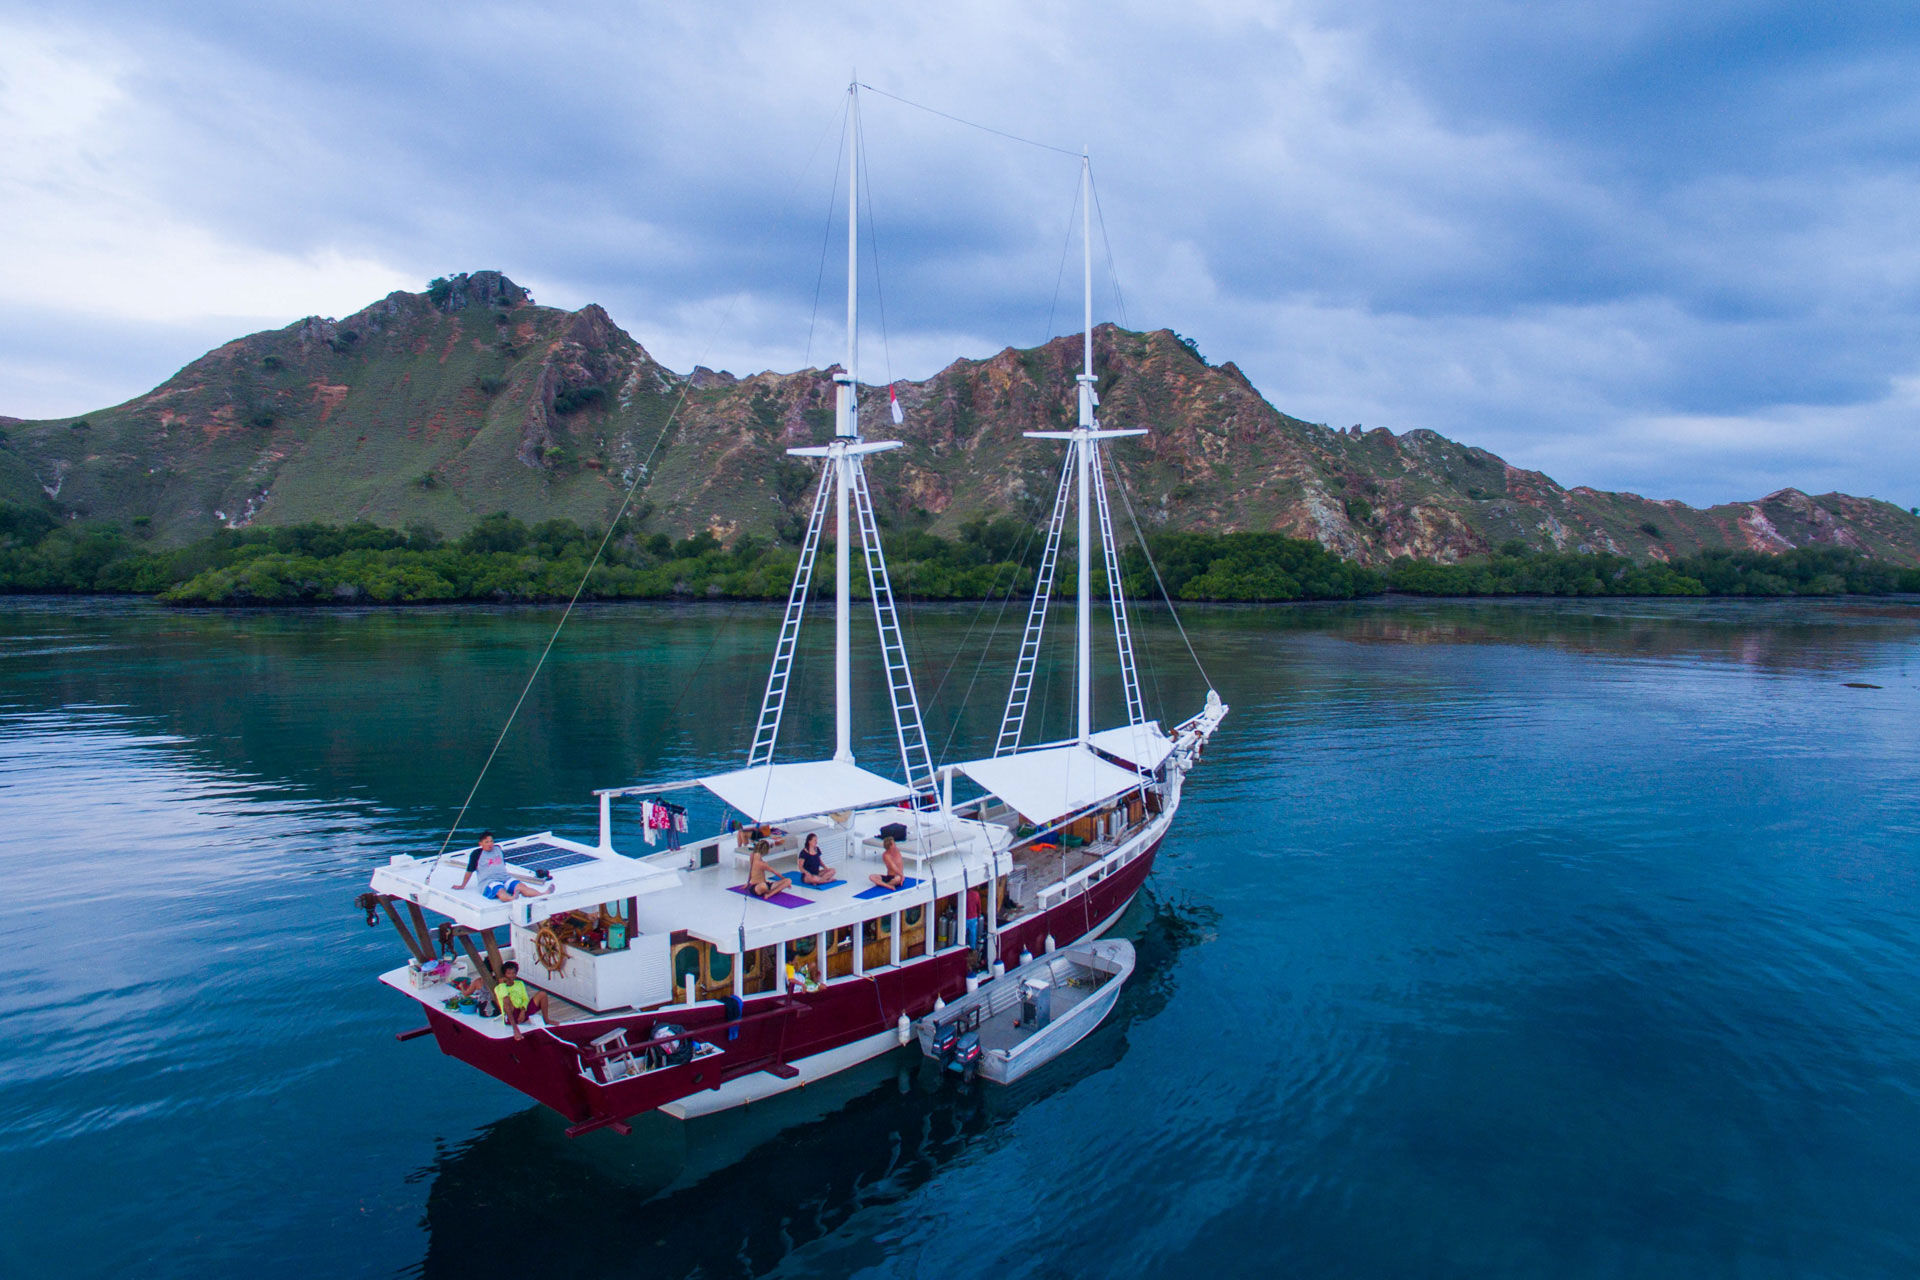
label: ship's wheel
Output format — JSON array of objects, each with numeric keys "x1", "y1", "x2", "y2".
[{"x1": 533, "y1": 922, "x2": 567, "y2": 977}]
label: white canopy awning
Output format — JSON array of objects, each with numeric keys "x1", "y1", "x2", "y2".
[
  {"x1": 954, "y1": 744, "x2": 1144, "y2": 826},
  {"x1": 1087, "y1": 723, "x2": 1176, "y2": 771},
  {"x1": 700, "y1": 759, "x2": 914, "y2": 825}
]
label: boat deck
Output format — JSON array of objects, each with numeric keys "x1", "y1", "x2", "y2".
[
  {"x1": 379, "y1": 967, "x2": 602, "y2": 1036},
  {"x1": 624, "y1": 809, "x2": 1011, "y2": 950},
  {"x1": 974, "y1": 979, "x2": 1096, "y2": 1052}
]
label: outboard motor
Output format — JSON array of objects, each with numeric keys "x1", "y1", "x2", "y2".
[
  {"x1": 947, "y1": 1030, "x2": 982, "y2": 1081},
  {"x1": 930, "y1": 1020, "x2": 982, "y2": 1079}
]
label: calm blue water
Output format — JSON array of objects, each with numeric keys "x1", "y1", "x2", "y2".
[{"x1": 1, "y1": 597, "x2": 1916, "y2": 1278}]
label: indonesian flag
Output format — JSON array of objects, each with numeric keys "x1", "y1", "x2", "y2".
[{"x1": 889, "y1": 384, "x2": 904, "y2": 424}]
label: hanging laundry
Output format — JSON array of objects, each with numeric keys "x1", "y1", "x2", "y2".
[{"x1": 640, "y1": 799, "x2": 686, "y2": 850}]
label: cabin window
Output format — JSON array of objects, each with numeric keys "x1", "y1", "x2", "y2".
[
  {"x1": 862, "y1": 917, "x2": 890, "y2": 970},
  {"x1": 742, "y1": 945, "x2": 777, "y2": 995},
  {"x1": 825, "y1": 926, "x2": 854, "y2": 979},
  {"x1": 901, "y1": 904, "x2": 927, "y2": 959},
  {"x1": 787, "y1": 935, "x2": 820, "y2": 986},
  {"x1": 670, "y1": 936, "x2": 701, "y2": 999},
  {"x1": 703, "y1": 949, "x2": 734, "y2": 999}
]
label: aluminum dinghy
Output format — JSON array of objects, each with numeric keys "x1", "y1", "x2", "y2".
[{"x1": 915, "y1": 939, "x2": 1134, "y2": 1084}]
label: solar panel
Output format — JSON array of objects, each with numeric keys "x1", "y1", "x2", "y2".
[{"x1": 506, "y1": 842, "x2": 596, "y2": 873}]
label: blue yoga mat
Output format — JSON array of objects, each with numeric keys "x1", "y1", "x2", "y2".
[
  {"x1": 799, "y1": 879, "x2": 847, "y2": 890},
  {"x1": 854, "y1": 876, "x2": 922, "y2": 900}
]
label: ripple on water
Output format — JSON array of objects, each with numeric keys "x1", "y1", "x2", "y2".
[{"x1": 2, "y1": 598, "x2": 1919, "y2": 1278}]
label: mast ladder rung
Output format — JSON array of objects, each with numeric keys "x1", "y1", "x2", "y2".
[
  {"x1": 1091, "y1": 450, "x2": 1147, "y2": 729},
  {"x1": 748, "y1": 461, "x2": 834, "y2": 768},
  {"x1": 995, "y1": 452, "x2": 1075, "y2": 756},
  {"x1": 848, "y1": 463, "x2": 937, "y2": 797}
]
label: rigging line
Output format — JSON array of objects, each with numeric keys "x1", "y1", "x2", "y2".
[
  {"x1": 855, "y1": 108, "x2": 896, "y2": 393},
  {"x1": 1087, "y1": 167, "x2": 1131, "y2": 330},
  {"x1": 1040, "y1": 170, "x2": 1082, "y2": 346},
  {"x1": 429, "y1": 101, "x2": 850, "y2": 880},
  {"x1": 668, "y1": 596, "x2": 746, "y2": 724},
  {"x1": 924, "y1": 538, "x2": 1027, "y2": 713},
  {"x1": 805, "y1": 99, "x2": 852, "y2": 369},
  {"x1": 1109, "y1": 451, "x2": 1214, "y2": 691},
  {"x1": 1103, "y1": 448, "x2": 1168, "y2": 723},
  {"x1": 425, "y1": 410, "x2": 674, "y2": 877},
  {"x1": 855, "y1": 82, "x2": 1081, "y2": 158},
  {"x1": 934, "y1": 517, "x2": 1046, "y2": 761}
]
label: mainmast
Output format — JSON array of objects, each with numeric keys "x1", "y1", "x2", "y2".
[
  {"x1": 1074, "y1": 153, "x2": 1094, "y2": 744},
  {"x1": 833, "y1": 79, "x2": 860, "y2": 763}
]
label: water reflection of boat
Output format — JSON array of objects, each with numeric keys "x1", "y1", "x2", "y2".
[
  {"x1": 359, "y1": 84, "x2": 1224, "y2": 1136},
  {"x1": 414, "y1": 891, "x2": 1208, "y2": 1279}
]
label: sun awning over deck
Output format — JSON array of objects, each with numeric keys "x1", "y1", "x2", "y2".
[
  {"x1": 699, "y1": 759, "x2": 914, "y2": 825},
  {"x1": 954, "y1": 744, "x2": 1145, "y2": 826},
  {"x1": 1087, "y1": 723, "x2": 1176, "y2": 771},
  {"x1": 369, "y1": 833, "x2": 680, "y2": 930}
]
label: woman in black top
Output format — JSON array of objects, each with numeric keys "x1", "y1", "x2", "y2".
[{"x1": 798, "y1": 833, "x2": 837, "y2": 885}]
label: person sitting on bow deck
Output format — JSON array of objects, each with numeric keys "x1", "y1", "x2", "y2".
[
  {"x1": 749, "y1": 841, "x2": 792, "y2": 898},
  {"x1": 453, "y1": 831, "x2": 504, "y2": 892},
  {"x1": 480, "y1": 872, "x2": 553, "y2": 903},
  {"x1": 455, "y1": 831, "x2": 553, "y2": 901},
  {"x1": 869, "y1": 836, "x2": 906, "y2": 890},
  {"x1": 797, "y1": 832, "x2": 836, "y2": 886},
  {"x1": 493, "y1": 961, "x2": 551, "y2": 1040}
]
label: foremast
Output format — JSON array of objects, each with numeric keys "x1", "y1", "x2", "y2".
[{"x1": 749, "y1": 80, "x2": 936, "y2": 801}]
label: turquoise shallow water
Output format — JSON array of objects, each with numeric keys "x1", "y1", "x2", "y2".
[{"x1": 1, "y1": 596, "x2": 1917, "y2": 1278}]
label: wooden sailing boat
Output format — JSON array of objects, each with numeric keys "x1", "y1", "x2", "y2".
[{"x1": 360, "y1": 90, "x2": 1227, "y2": 1134}]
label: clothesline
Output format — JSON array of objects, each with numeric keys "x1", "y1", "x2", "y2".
[{"x1": 639, "y1": 798, "x2": 689, "y2": 850}]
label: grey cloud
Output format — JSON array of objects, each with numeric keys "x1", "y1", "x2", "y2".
[{"x1": 5, "y1": 0, "x2": 1918, "y2": 508}]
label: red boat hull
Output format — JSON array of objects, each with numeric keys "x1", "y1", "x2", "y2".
[{"x1": 418, "y1": 834, "x2": 1164, "y2": 1127}]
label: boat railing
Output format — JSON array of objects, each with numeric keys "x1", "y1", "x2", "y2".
[{"x1": 566, "y1": 997, "x2": 808, "y2": 1074}]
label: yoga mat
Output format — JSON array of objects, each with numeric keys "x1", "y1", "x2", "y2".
[
  {"x1": 854, "y1": 876, "x2": 923, "y2": 900},
  {"x1": 799, "y1": 879, "x2": 847, "y2": 889},
  {"x1": 726, "y1": 884, "x2": 812, "y2": 908}
]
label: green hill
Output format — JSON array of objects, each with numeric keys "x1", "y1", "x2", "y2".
[{"x1": 6, "y1": 270, "x2": 1918, "y2": 566}]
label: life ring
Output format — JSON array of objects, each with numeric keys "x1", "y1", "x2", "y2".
[{"x1": 533, "y1": 921, "x2": 567, "y2": 977}]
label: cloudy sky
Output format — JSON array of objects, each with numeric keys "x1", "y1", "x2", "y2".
[{"x1": 3, "y1": 1, "x2": 1917, "y2": 507}]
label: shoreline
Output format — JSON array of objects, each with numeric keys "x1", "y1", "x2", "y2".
[{"x1": 4, "y1": 588, "x2": 1917, "y2": 612}]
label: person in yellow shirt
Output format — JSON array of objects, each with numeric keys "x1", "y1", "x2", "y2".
[{"x1": 492, "y1": 961, "x2": 551, "y2": 1040}]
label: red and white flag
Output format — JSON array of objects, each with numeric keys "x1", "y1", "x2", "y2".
[{"x1": 889, "y1": 384, "x2": 904, "y2": 424}]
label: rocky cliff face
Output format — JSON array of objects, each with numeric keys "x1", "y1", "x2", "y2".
[{"x1": 7, "y1": 272, "x2": 1919, "y2": 565}]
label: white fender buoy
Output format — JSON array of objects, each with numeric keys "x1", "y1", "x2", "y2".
[
  {"x1": 1019, "y1": 949, "x2": 1033, "y2": 966},
  {"x1": 683, "y1": 976, "x2": 697, "y2": 1006},
  {"x1": 992, "y1": 960, "x2": 1006, "y2": 979},
  {"x1": 895, "y1": 1013, "x2": 911, "y2": 1046},
  {"x1": 966, "y1": 974, "x2": 980, "y2": 993},
  {"x1": 1044, "y1": 935, "x2": 1057, "y2": 954},
  {"x1": 933, "y1": 995, "x2": 946, "y2": 1012}
]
